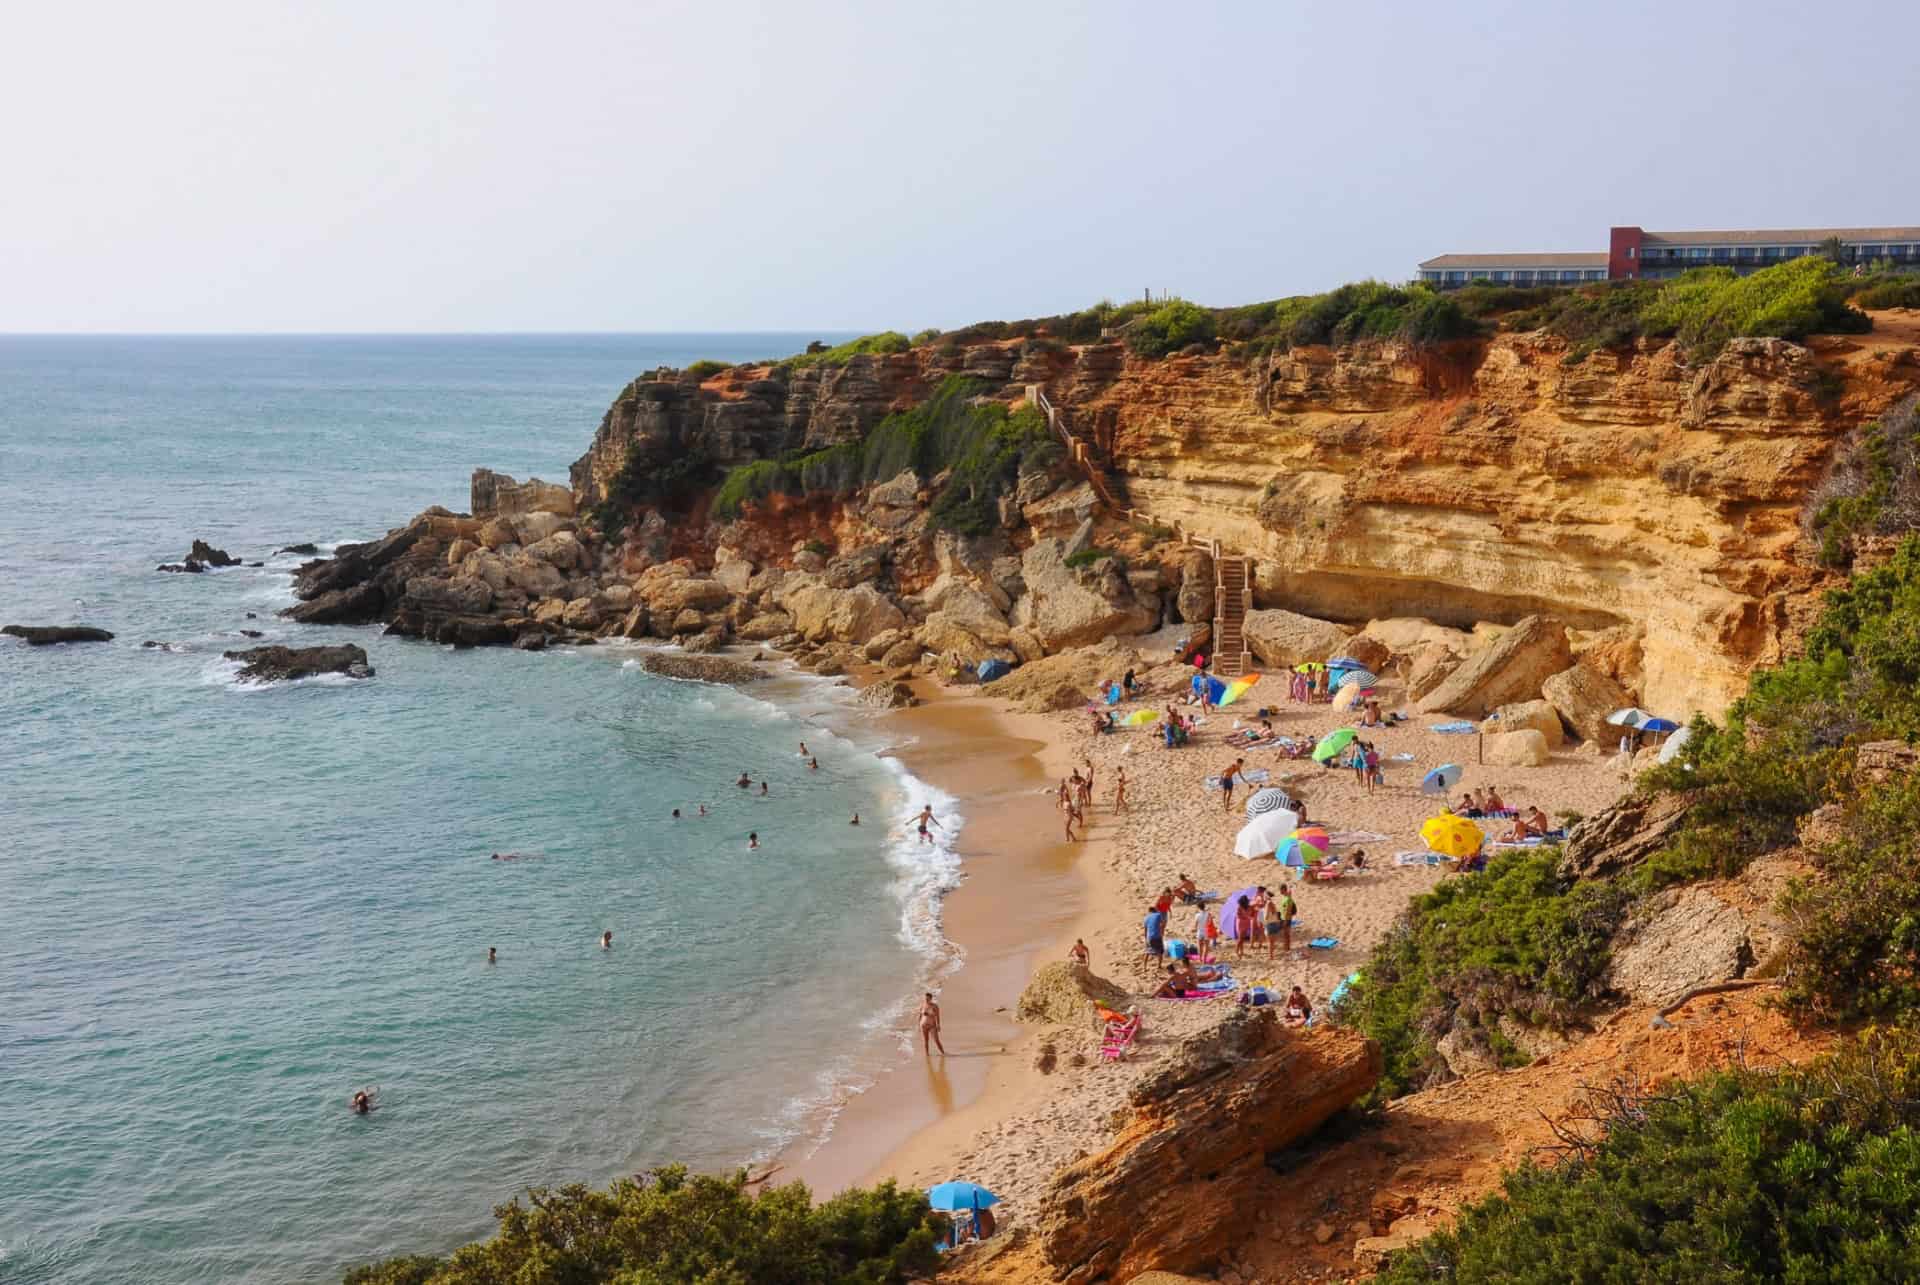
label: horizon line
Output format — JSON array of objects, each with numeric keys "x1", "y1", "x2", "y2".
[{"x1": 0, "y1": 328, "x2": 873, "y2": 339}]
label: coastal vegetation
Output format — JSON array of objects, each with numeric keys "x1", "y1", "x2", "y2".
[
  {"x1": 342, "y1": 1168, "x2": 940, "y2": 1285},
  {"x1": 1810, "y1": 394, "x2": 1920, "y2": 566},
  {"x1": 589, "y1": 439, "x2": 720, "y2": 540},
  {"x1": 1375, "y1": 1028, "x2": 1920, "y2": 1283},
  {"x1": 777, "y1": 331, "x2": 913, "y2": 370},
  {"x1": 710, "y1": 375, "x2": 1057, "y2": 534},
  {"x1": 1336, "y1": 851, "x2": 1630, "y2": 1099}
]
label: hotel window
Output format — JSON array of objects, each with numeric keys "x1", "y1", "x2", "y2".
[
  {"x1": 1492, "y1": 271, "x2": 1509, "y2": 282},
  {"x1": 1626, "y1": 246, "x2": 1636, "y2": 258}
]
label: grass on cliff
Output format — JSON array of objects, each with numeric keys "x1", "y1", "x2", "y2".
[
  {"x1": 342, "y1": 1167, "x2": 940, "y2": 1285},
  {"x1": 776, "y1": 331, "x2": 913, "y2": 370},
  {"x1": 589, "y1": 439, "x2": 721, "y2": 540},
  {"x1": 710, "y1": 375, "x2": 1057, "y2": 535},
  {"x1": 1374, "y1": 1027, "x2": 1920, "y2": 1284},
  {"x1": 1334, "y1": 851, "x2": 1631, "y2": 1101}
]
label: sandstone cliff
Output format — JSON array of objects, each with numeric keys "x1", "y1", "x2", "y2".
[{"x1": 562, "y1": 316, "x2": 1920, "y2": 716}]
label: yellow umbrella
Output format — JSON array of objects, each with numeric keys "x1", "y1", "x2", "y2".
[
  {"x1": 1420, "y1": 813, "x2": 1485, "y2": 859},
  {"x1": 1122, "y1": 709, "x2": 1159, "y2": 726}
]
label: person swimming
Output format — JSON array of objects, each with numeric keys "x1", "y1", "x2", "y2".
[
  {"x1": 799, "y1": 741, "x2": 809, "y2": 756},
  {"x1": 600, "y1": 930, "x2": 613, "y2": 949},
  {"x1": 809, "y1": 757, "x2": 819, "y2": 770},
  {"x1": 697, "y1": 804, "x2": 708, "y2": 817},
  {"x1": 350, "y1": 1089, "x2": 375, "y2": 1114},
  {"x1": 849, "y1": 812, "x2": 860, "y2": 825},
  {"x1": 672, "y1": 808, "x2": 681, "y2": 819},
  {"x1": 748, "y1": 832, "x2": 760, "y2": 850},
  {"x1": 486, "y1": 947, "x2": 497, "y2": 964},
  {"x1": 737, "y1": 771, "x2": 751, "y2": 789},
  {"x1": 760, "y1": 781, "x2": 769, "y2": 796}
]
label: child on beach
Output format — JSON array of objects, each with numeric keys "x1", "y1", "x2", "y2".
[{"x1": 1112, "y1": 767, "x2": 1129, "y2": 814}]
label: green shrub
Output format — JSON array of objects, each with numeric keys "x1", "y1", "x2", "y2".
[
  {"x1": 1124, "y1": 299, "x2": 1217, "y2": 358},
  {"x1": 589, "y1": 439, "x2": 721, "y2": 538},
  {"x1": 684, "y1": 359, "x2": 731, "y2": 381},
  {"x1": 1637, "y1": 257, "x2": 1871, "y2": 360},
  {"x1": 1508, "y1": 280, "x2": 1665, "y2": 363},
  {"x1": 1336, "y1": 852, "x2": 1631, "y2": 1100},
  {"x1": 1374, "y1": 1029, "x2": 1920, "y2": 1284},
  {"x1": 712, "y1": 459, "x2": 796, "y2": 520},
  {"x1": 1810, "y1": 395, "x2": 1920, "y2": 566},
  {"x1": 342, "y1": 1167, "x2": 940, "y2": 1285},
  {"x1": 783, "y1": 331, "x2": 913, "y2": 369},
  {"x1": 1852, "y1": 274, "x2": 1920, "y2": 309},
  {"x1": 1064, "y1": 545, "x2": 1114, "y2": 568}
]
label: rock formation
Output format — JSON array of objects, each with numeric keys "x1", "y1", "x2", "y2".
[
  {"x1": 1036, "y1": 1015, "x2": 1380, "y2": 1283},
  {"x1": 4, "y1": 624, "x2": 115, "y2": 645},
  {"x1": 223, "y1": 643, "x2": 373, "y2": 683},
  {"x1": 638, "y1": 653, "x2": 766, "y2": 685},
  {"x1": 1416, "y1": 615, "x2": 1572, "y2": 717},
  {"x1": 1559, "y1": 789, "x2": 1697, "y2": 880},
  {"x1": 1542, "y1": 661, "x2": 1634, "y2": 744}
]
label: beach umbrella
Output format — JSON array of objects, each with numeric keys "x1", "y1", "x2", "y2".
[
  {"x1": 1327, "y1": 656, "x2": 1365, "y2": 672},
  {"x1": 1234, "y1": 808, "x2": 1299, "y2": 858},
  {"x1": 1605, "y1": 707, "x2": 1656, "y2": 728},
  {"x1": 928, "y1": 1181, "x2": 1000, "y2": 1212},
  {"x1": 1276, "y1": 825, "x2": 1331, "y2": 867},
  {"x1": 1122, "y1": 708, "x2": 1159, "y2": 727},
  {"x1": 1220, "y1": 886, "x2": 1265, "y2": 939},
  {"x1": 1244, "y1": 786, "x2": 1294, "y2": 818},
  {"x1": 1219, "y1": 673, "x2": 1262, "y2": 707},
  {"x1": 1421, "y1": 813, "x2": 1485, "y2": 859},
  {"x1": 1656, "y1": 724, "x2": 1694, "y2": 765},
  {"x1": 1311, "y1": 728, "x2": 1359, "y2": 764},
  {"x1": 976, "y1": 658, "x2": 1011, "y2": 682},
  {"x1": 1639, "y1": 717, "x2": 1679, "y2": 734},
  {"x1": 1334, "y1": 667, "x2": 1378, "y2": 691},
  {"x1": 1421, "y1": 764, "x2": 1464, "y2": 796},
  {"x1": 1293, "y1": 662, "x2": 1324, "y2": 673}
]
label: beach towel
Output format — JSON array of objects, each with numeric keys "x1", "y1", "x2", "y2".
[
  {"x1": 1394, "y1": 850, "x2": 1442, "y2": 867},
  {"x1": 1389, "y1": 752, "x2": 1416, "y2": 763},
  {"x1": 1431, "y1": 721, "x2": 1477, "y2": 734},
  {"x1": 1308, "y1": 937, "x2": 1340, "y2": 950},
  {"x1": 1326, "y1": 830, "x2": 1390, "y2": 846}
]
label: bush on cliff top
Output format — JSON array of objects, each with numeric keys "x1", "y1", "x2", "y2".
[
  {"x1": 1374, "y1": 1028, "x2": 1920, "y2": 1284},
  {"x1": 1123, "y1": 299, "x2": 1217, "y2": 358},
  {"x1": 1336, "y1": 851, "x2": 1630, "y2": 1100},
  {"x1": 779, "y1": 331, "x2": 912, "y2": 370},
  {"x1": 342, "y1": 1167, "x2": 940, "y2": 1285}
]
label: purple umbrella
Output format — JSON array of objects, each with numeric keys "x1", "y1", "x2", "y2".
[{"x1": 1220, "y1": 886, "x2": 1265, "y2": 940}]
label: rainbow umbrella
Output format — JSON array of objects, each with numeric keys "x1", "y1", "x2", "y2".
[
  {"x1": 1218, "y1": 673, "x2": 1262, "y2": 707},
  {"x1": 1121, "y1": 708, "x2": 1159, "y2": 727},
  {"x1": 1420, "y1": 813, "x2": 1485, "y2": 859},
  {"x1": 1310, "y1": 728, "x2": 1358, "y2": 764},
  {"x1": 1276, "y1": 825, "x2": 1331, "y2": 867}
]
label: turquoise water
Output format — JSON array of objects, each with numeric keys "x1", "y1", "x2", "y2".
[{"x1": 0, "y1": 336, "x2": 964, "y2": 1283}]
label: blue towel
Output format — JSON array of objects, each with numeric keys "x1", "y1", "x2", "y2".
[
  {"x1": 1308, "y1": 937, "x2": 1340, "y2": 950},
  {"x1": 1432, "y1": 721, "x2": 1477, "y2": 734}
]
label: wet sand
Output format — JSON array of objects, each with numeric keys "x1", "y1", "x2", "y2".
[{"x1": 783, "y1": 686, "x2": 1090, "y2": 1196}]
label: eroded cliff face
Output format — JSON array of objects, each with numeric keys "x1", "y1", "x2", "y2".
[
  {"x1": 566, "y1": 317, "x2": 1920, "y2": 717},
  {"x1": 1058, "y1": 322, "x2": 1920, "y2": 716}
]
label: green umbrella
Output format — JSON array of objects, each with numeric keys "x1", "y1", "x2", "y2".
[{"x1": 1311, "y1": 727, "x2": 1359, "y2": 764}]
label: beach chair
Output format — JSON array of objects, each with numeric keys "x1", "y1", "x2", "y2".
[{"x1": 1100, "y1": 1015, "x2": 1142, "y2": 1060}]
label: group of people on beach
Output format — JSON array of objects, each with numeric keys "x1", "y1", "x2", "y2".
[
  {"x1": 1058, "y1": 758, "x2": 1125, "y2": 838},
  {"x1": 1141, "y1": 880, "x2": 1298, "y2": 962}
]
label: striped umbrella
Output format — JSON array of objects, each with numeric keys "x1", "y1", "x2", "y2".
[
  {"x1": 1334, "y1": 667, "x2": 1378, "y2": 691},
  {"x1": 1276, "y1": 825, "x2": 1332, "y2": 867},
  {"x1": 1244, "y1": 787, "x2": 1295, "y2": 818}
]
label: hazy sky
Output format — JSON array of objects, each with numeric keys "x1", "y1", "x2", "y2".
[{"x1": 5, "y1": 0, "x2": 1917, "y2": 333}]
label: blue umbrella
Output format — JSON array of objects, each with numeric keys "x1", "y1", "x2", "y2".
[
  {"x1": 1421, "y1": 764, "x2": 1464, "y2": 796},
  {"x1": 928, "y1": 1181, "x2": 1000, "y2": 1211},
  {"x1": 1327, "y1": 656, "x2": 1365, "y2": 671},
  {"x1": 1639, "y1": 718, "x2": 1679, "y2": 734}
]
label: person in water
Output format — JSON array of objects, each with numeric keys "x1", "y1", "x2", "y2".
[
  {"x1": 351, "y1": 1090, "x2": 374, "y2": 1114},
  {"x1": 809, "y1": 757, "x2": 819, "y2": 770},
  {"x1": 918, "y1": 992, "x2": 946, "y2": 1056},
  {"x1": 799, "y1": 741, "x2": 809, "y2": 757},
  {"x1": 911, "y1": 805, "x2": 941, "y2": 845},
  {"x1": 697, "y1": 804, "x2": 708, "y2": 817},
  {"x1": 760, "y1": 781, "x2": 769, "y2": 797},
  {"x1": 672, "y1": 808, "x2": 681, "y2": 820},
  {"x1": 600, "y1": 930, "x2": 613, "y2": 949},
  {"x1": 748, "y1": 832, "x2": 760, "y2": 850},
  {"x1": 737, "y1": 771, "x2": 751, "y2": 789},
  {"x1": 849, "y1": 812, "x2": 860, "y2": 825},
  {"x1": 487, "y1": 947, "x2": 497, "y2": 964}
]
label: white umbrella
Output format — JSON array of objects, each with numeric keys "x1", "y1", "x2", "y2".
[
  {"x1": 1656, "y1": 724, "x2": 1694, "y2": 765},
  {"x1": 1606, "y1": 707, "x2": 1657, "y2": 728},
  {"x1": 1233, "y1": 809, "x2": 1300, "y2": 858}
]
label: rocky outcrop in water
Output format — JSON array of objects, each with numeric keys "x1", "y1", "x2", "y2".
[
  {"x1": 223, "y1": 643, "x2": 373, "y2": 683},
  {"x1": 4, "y1": 624, "x2": 115, "y2": 645},
  {"x1": 638, "y1": 653, "x2": 765, "y2": 684}
]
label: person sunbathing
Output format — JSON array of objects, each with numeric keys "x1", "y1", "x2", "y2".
[
  {"x1": 1282, "y1": 987, "x2": 1312, "y2": 1026},
  {"x1": 1524, "y1": 805, "x2": 1552, "y2": 835},
  {"x1": 1175, "y1": 874, "x2": 1201, "y2": 903},
  {"x1": 1484, "y1": 787, "x2": 1507, "y2": 812},
  {"x1": 1504, "y1": 818, "x2": 1532, "y2": 843}
]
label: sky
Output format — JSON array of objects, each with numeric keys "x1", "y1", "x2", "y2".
[{"x1": 4, "y1": 0, "x2": 1918, "y2": 333}]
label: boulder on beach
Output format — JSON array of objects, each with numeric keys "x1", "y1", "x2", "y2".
[
  {"x1": 1242, "y1": 607, "x2": 1350, "y2": 669},
  {"x1": 5, "y1": 624, "x2": 115, "y2": 645},
  {"x1": 1542, "y1": 661, "x2": 1634, "y2": 745},
  {"x1": 1483, "y1": 728, "x2": 1551, "y2": 767},
  {"x1": 1015, "y1": 961, "x2": 1135, "y2": 1029},
  {"x1": 1416, "y1": 615, "x2": 1572, "y2": 718},
  {"x1": 223, "y1": 643, "x2": 373, "y2": 683}
]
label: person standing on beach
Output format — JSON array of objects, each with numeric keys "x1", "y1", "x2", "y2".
[
  {"x1": 1057, "y1": 778, "x2": 1072, "y2": 811},
  {"x1": 910, "y1": 805, "x2": 942, "y2": 845},
  {"x1": 1271, "y1": 885, "x2": 1296, "y2": 959},
  {"x1": 1064, "y1": 797, "x2": 1083, "y2": 842},
  {"x1": 1219, "y1": 757, "x2": 1246, "y2": 811},
  {"x1": 1143, "y1": 904, "x2": 1167, "y2": 958},
  {"x1": 918, "y1": 993, "x2": 946, "y2": 1056},
  {"x1": 1112, "y1": 767, "x2": 1129, "y2": 814},
  {"x1": 1077, "y1": 760, "x2": 1095, "y2": 810},
  {"x1": 1232, "y1": 896, "x2": 1256, "y2": 959},
  {"x1": 1069, "y1": 938, "x2": 1090, "y2": 968},
  {"x1": 1250, "y1": 887, "x2": 1271, "y2": 945}
]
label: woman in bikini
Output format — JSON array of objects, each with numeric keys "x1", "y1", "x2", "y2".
[
  {"x1": 1232, "y1": 895, "x2": 1255, "y2": 959},
  {"x1": 1112, "y1": 767, "x2": 1129, "y2": 814},
  {"x1": 918, "y1": 993, "x2": 946, "y2": 1055}
]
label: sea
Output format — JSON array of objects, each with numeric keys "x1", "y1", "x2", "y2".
[{"x1": 0, "y1": 334, "x2": 965, "y2": 1284}]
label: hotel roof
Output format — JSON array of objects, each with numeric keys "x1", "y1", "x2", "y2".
[
  {"x1": 1642, "y1": 226, "x2": 1920, "y2": 245},
  {"x1": 1418, "y1": 252, "x2": 1609, "y2": 270}
]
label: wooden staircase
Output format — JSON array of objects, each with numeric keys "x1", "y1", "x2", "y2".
[{"x1": 1212, "y1": 556, "x2": 1253, "y2": 678}]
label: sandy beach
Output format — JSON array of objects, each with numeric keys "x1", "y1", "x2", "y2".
[{"x1": 802, "y1": 655, "x2": 1637, "y2": 1233}]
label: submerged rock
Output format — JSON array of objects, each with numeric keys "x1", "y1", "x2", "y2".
[
  {"x1": 639, "y1": 653, "x2": 765, "y2": 685},
  {"x1": 275, "y1": 542, "x2": 320, "y2": 556},
  {"x1": 4, "y1": 624, "x2": 115, "y2": 645},
  {"x1": 187, "y1": 539, "x2": 242, "y2": 567},
  {"x1": 222, "y1": 643, "x2": 374, "y2": 683}
]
